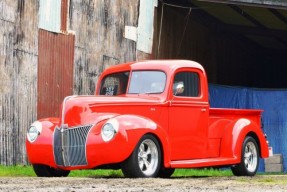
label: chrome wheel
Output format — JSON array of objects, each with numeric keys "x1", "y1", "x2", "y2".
[
  {"x1": 231, "y1": 136, "x2": 259, "y2": 176},
  {"x1": 138, "y1": 139, "x2": 159, "y2": 176},
  {"x1": 122, "y1": 134, "x2": 161, "y2": 178},
  {"x1": 244, "y1": 141, "x2": 258, "y2": 173}
]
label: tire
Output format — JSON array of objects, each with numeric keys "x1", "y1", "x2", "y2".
[
  {"x1": 157, "y1": 167, "x2": 175, "y2": 178},
  {"x1": 231, "y1": 136, "x2": 259, "y2": 176},
  {"x1": 33, "y1": 164, "x2": 70, "y2": 177},
  {"x1": 122, "y1": 134, "x2": 161, "y2": 178}
]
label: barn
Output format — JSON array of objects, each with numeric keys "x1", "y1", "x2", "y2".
[{"x1": 0, "y1": 0, "x2": 286, "y2": 172}]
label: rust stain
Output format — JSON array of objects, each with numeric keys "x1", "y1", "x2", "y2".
[
  {"x1": 37, "y1": 29, "x2": 75, "y2": 119},
  {"x1": 61, "y1": 0, "x2": 68, "y2": 32}
]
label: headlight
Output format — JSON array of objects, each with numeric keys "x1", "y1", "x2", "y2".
[
  {"x1": 27, "y1": 121, "x2": 42, "y2": 143},
  {"x1": 101, "y1": 118, "x2": 119, "y2": 142}
]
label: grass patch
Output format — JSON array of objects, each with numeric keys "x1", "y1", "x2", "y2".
[
  {"x1": 0, "y1": 165, "x2": 233, "y2": 178},
  {"x1": 0, "y1": 165, "x2": 35, "y2": 177}
]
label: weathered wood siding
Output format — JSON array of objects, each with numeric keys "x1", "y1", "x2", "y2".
[
  {"x1": 0, "y1": 0, "x2": 38, "y2": 165},
  {"x1": 69, "y1": 0, "x2": 139, "y2": 95}
]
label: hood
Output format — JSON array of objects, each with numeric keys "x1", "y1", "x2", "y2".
[{"x1": 60, "y1": 95, "x2": 167, "y2": 127}]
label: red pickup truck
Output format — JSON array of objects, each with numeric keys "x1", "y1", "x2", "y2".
[{"x1": 26, "y1": 60, "x2": 269, "y2": 178}]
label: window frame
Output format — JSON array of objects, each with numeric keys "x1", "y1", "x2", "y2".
[
  {"x1": 172, "y1": 69, "x2": 202, "y2": 99},
  {"x1": 127, "y1": 70, "x2": 167, "y2": 94},
  {"x1": 99, "y1": 71, "x2": 130, "y2": 96}
]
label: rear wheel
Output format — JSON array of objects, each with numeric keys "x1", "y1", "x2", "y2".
[
  {"x1": 231, "y1": 136, "x2": 259, "y2": 176},
  {"x1": 33, "y1": 164, "x2": 70, "y2": 177},
  {"x1": 122, "y1": 134, "x2": 161, "y2": 178}
]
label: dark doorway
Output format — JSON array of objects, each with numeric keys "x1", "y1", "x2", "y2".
[{"x1": 155, "y1": 0, "x2": 287, "y2": 88}]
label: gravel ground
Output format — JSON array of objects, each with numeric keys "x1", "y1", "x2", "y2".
[{"x1": 0, "y1": 175, "x2": 287, "y2": 192}]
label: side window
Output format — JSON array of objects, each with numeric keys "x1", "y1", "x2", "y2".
[
  {"x1": 173, "y1": 71, "x2": 200, "y2": 97},
  {"x1": 100, "y1": 72, "x2": 129, "y2": 96}
]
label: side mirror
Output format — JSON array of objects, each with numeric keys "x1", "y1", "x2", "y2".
[{"x1": 173, "y1": 82, "x2": 184, "y2": 95}]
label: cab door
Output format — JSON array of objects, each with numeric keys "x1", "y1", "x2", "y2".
[{"x1": 169, "y1": 68, "x2": 209, "y2": 160}]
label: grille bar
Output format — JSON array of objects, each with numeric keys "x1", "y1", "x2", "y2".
[{"x1": 54, "y1": 125, "x2": 93, "y2": 167}]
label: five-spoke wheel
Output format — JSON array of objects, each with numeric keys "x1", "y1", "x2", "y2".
[
  {"x1": 231, "y1": 136, "x2": 259, "y2": 176},
  {"x1": 122, "y1": 134, "x2": 161, "y2": 178}
]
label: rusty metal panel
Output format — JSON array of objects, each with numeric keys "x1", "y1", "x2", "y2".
[
  {"x1": 61, "y1": 0, "x2": 69, "y2": 32},
  {"x1": 38, "y1": 29, "x2": 75, "y2": 119}
]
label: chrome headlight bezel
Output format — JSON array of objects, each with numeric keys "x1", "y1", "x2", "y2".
[
  {"x1": 27, "y1": 121, "x2": 42, "y2": 143},
  {"x1": 101, "y1": 118, "x2": 119, "y2": 142}
]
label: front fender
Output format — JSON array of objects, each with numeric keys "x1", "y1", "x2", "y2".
[
  {"x1": 86, "y1": 115, "x2": 170, "y2": 167},
  {"x1": 221, "y1": 118, "x2": 269, "y2": 161},
  {"x1": 26, "y1": 118, "x2": 59, "y2": 167}
]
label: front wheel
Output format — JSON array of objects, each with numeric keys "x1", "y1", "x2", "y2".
[
  {"x1": 122, "y1": 134, "x2": 161, "y2": 178},
  {"x1": 231, "y1": 136, "x2": 259, "y2": 176},
  {"x1": 33, "y1": 164, "x2": 70, "y2": 177}
]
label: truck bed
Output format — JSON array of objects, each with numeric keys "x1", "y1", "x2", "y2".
[{"x1": 209, "y1": 108, "x2": 262, "y2": 126}]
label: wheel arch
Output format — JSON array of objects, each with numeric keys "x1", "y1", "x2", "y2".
[
  {"x1": 246, "y1": 131, "x2": 261, "y2": 156},
  {"x1": 231, "y1": 119, "x2": 268, "y2": 160},
  {"x1": 141, "y1": 132, "x2": 171, "y2": 169},
  {"x1": 113, "y1": 115, "x2": 170, "y2": 165},
  {"x1": 220, "y1": 118, "x2": 268, "y2": 160}
]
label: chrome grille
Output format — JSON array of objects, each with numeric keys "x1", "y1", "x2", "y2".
[{"x1": 53, "y1": 124, "x2": 93, "y2": 167}]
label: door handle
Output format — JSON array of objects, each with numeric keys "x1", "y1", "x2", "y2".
[{"x1": 201, "y1": 108, "x2": 207, "y2": 112}]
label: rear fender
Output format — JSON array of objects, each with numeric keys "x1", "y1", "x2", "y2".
[{"x1": 221, "y1": 118, "x2": 268, "y2": 160}]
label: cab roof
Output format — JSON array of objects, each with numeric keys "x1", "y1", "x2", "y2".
[{"x1": 101, "y1": 60, "x2": 205, "y2": 75}]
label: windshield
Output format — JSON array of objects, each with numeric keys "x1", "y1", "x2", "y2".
[
  {"x1": 128, "y1": 71, "x2": 166, "y2": 94},
  {"x1": 100, "y1": 72, "x2": 129, "y2": 96}
]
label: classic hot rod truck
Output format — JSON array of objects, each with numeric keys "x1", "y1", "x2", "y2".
[{"x1": 26, "y1": 60, "x2": 269, "y2": 178}]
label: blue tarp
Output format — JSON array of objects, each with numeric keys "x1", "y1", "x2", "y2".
[{"x1": 209, "y1": 84, "x2": 287, "y2": 172}]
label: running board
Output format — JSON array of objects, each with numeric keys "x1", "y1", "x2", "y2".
[{"x1": 170, "y1": 157, "x2": 239, "y2": 168}]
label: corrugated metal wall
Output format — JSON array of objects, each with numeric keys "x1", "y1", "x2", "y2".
[
  {"x1": 0, "y1": 0, "x2": 38, "y2": 165},
  {"x1": 37, "y1": 29, "x2": 75, "y2": 119}
]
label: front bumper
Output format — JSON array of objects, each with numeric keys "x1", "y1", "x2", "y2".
[{"x1": 27, "y1": 120, "x2": 135, "y2": 170}]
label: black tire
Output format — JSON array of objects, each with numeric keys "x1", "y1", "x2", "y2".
[
  {"x1": 157, "y1": 167, "x2": 175, "y2": 178},
  {"x1": 33, "y1": 164, "x2": 70, "y2": 177},
  {"x1": 231, "y1": 136, "x2": 259, "y2": 176},
  {"x1": 122, "y1": 134, "x2": 161, "y2": 178}
]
